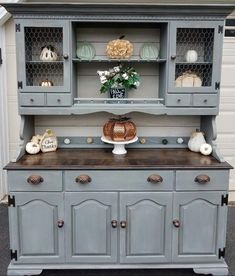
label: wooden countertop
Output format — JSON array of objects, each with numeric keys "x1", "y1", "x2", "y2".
[{"x1": 4, "y1": 148, "x2": 233, "y2": 170}]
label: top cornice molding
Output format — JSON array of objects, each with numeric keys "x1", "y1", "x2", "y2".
[{"x1": 1, "y1": 3, "x2": 235, "y2": 19}]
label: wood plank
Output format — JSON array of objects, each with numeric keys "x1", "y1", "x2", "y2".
[{"x1": 4, "y1": 148, "x2": 232, "y2": 170}]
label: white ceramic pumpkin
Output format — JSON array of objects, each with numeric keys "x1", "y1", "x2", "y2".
[
  {"x1": 185, "y1": 50, "x2": 198, "y2": 63},
  {"x1": 40, "y1": 79, "x2": 53, "y2": 87},
  {"x1": 140, "y1": 43, "x2": 159, "y2": 60},
  {"x1": 200, "y1": 143, "x2": 212, "y2": 156},
  {"x1": 188, "y1": 131, "x2": 206, "y2": 152},
  {"x1": 26, "y1": 142, "x2": 40, "y2": 155},
  {"x1": 40, "y1": 46, "x2": 58, "y2": 61},
  {"x1": 175, "y1": 72, "x2": 202, "y2": 87}
]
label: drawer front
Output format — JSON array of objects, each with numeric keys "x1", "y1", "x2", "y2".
[
  {"x1": 19, "y1": 93, "x2": 45, "y2": 106},
  {"x1": 8, "y1": 171, "x2": 62, "y2": 191},
  {"x1": 193, "y1": 94, "x2": 218, "y2": 107},
  {"x1": 176, "y1": 170, "x2": 229, "y2": 191},
  {"x1": 166, "y1": 94, "x2": 191, "y2": 107},
  {"x1": 65, "y1": 170, "x2": 174, "y2": 191},
  {"x1": 47, "y1": 94, "x2": 72, "y2": 106}
]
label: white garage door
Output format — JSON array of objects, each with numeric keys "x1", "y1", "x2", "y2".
[{"x1": 218, "y1": 18, "x2": 235, "y2": 201}]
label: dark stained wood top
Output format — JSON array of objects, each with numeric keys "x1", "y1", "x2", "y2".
[{"x1": 4, "y1": 148, "x2": 233, "y2": 170}]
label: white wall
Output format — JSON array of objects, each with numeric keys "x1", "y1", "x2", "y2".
[{"x1": 1, "y1": 17, "x2": 235, "y2": 201}]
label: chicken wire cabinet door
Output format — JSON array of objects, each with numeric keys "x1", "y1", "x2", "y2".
[
  {"x1": 172, "y1": 192, "x2": 228, "y2": 263},
  {"x1": 15, "y1": 20, "x2": 70, "y2": 93},
  {"x1": 168, "y1": 21, "x2": 224, "y2": 94},
  {"x1": 119, "y1": 192, "x2": 172, "y2": 263},
  {"x1": 65, "y1": 192, "x2": 118, "y2": 263},
  {"x1": 9, "y1": 192, "x2": 65, "y2": 264}
]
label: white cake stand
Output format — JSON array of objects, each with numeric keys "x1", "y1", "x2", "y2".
[{"x1": 101, "y1": 136, "x2": 138, "y2": 155}]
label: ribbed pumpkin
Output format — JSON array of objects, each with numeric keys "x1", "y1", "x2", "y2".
[
  {"x1": 76, "y1": 42, "x2": 96, "y2": 60},
  {"x1": 103, "y1": 117, "x2": 137, "y2": 141},
  {"x1": 140, "y1": 43, "x2": 159, "y2": 60}
]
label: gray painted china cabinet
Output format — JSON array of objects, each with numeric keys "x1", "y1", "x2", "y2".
[{"x1": 2, "y1": 2, "x2": 235, "y2": 276}]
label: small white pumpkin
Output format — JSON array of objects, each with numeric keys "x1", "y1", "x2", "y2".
[
  {"x1": 40, "y1": 45, "x2": 58, "y2": 61},
  {"x1": 185, "y1": 50, "x2": 198, "y2": 63},
  {"x1": 200, "y1": 143, "x2": 212, "y2": 156},
  {"x1": 40, "y1": 79, "x2": 53, "y2": 87},
  {"x1": 188, "y1": 131, "x2": 206, "y2": 152},
  {"x1": 26, "y1": 142, "x2": 40, "y2": 155}
]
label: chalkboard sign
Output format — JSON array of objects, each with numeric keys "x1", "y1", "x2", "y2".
[{"x1": 109, "y1": 88, "x2": 126, "y2": 99}]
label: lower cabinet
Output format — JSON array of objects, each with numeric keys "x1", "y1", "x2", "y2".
[
  {"x1": 172, "y1": 192, "x2": 227, "y2": 263},
  {"x1": 8, "y1": 184, "x2": 228, "y2": 265},
  {"x1": 9, "y1": 192, "x2": 64, "y2": 263}
]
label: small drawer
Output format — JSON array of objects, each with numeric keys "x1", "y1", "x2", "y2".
[
  {"x1": 176, "y1": 170, "x2": 229, "y2": 191},
  {"x1": 65, "y1": 170, "x2": 174, "y2": 191},
  {"x1": 166, "y1": 94, "x2": 191, "y2": 107},
  {"x1": 47, "y1": 94, "x2": 72, "y2": 106},
  {"x1": 193, "y1": 94, "x2": 218, "y2": 107},
  {"x1": 8, "y1": 171, "x2": 62, "y2": 191},
  {"x1": 19, "y1": 93, "x2": 45, "y2": 106}
]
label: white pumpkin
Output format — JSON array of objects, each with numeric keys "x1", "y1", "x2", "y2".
[
  {"x1": 26, "y1": 142, "x2": 40, "y2": 155},
  {"x1": 175, "y1": 72, "x2": 202, "y2": 88},
  {"x1": 40, "y1": 79, "x2": 53, "y2": 87},
  {"x1": 188, "y1": 131, "x2": 206, "y2": 152},
  {"x1": 200, "y1": 143, "x2": 212, "y2": 156},
  {"x1": 185, "y1": 50, "x2": 198, "y2": 63},
  {"x1": 40, "y1": 46, "x2": 58, "y2": 61}
]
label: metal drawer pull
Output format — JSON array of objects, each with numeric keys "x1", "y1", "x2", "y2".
[
  {"x1": 111, "y1": 220, "x2": 118, "y2": 228},
  {"x1": 172, "y1": 219, "x2": 180, "y2": 228},
  {"x1": 57, "y1": 220, "x2": 64, "y2": 228},
  {"x1": 194, "y1": 174, "x2": 210, "y2": 184},
  {"x1": 27, "y1": 175, "x2": 44, "y2": 185},
  {"x1": 63, "y1": 54, "x2": 69, "y2": 60},
  {"x1": 147, "y1": 174, "x2": 163, "y2": 183},
  {"x1": 75, "y1": 175, "x2": 92, "y2": 184},
  {"x1": 30, "y1": 98, "x2": 34, "y2": 102},
  {"x1": 120, "y1": 221, "x2": 127, "y2": 228},
  {"x1": 171, "y1": 55, "x2": 176, "y2": 60}
]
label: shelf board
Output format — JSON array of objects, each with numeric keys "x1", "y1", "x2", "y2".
[
  {"x1": 26, "y1": 61, "x2": 64, "y2": 64},
  {"x1": 175, "y1": 62, "x2": 212, "y2": 65},
  {"x1": 72, "y1": 57, "x2": 166, "y2": 63}
]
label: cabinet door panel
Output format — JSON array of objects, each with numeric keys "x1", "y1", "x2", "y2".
[
  {"x1": 65, "y1": 192, "x2": 118, "y2": 263},
  {"x1": 120, "y1": 192, "x2": 172, "y2": 263},
  {"x1": 168, "y1": 21, "x2": 223, "y2": 94},
  {"x1": 172, "y1": 192, "x2": 227, "y2": 263},
  {"x1": 10, "y1": 192, "x2": 64, "y2": 263}
]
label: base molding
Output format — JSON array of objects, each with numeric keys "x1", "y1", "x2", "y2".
[{"x1": 8, "y1": 261, "x2": 228, "y2": 276}]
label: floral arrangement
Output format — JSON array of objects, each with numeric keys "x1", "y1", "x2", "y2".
[{"x1": 97, "y1": 65, "x2": 140, "y2": 93}]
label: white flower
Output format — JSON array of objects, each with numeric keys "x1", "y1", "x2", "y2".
[
  {"x1": 104, "y1": 70, "x2": 110, "y2": 76},
  {"x1": 97, "y1": 70, "x2": 104, "y2": 76},
  {"x1": 101, "y1": 79, "x2": 108, "y2": 84},
  {"x1": 100, "y1": 76, "x2": 107, "y2": 83},
  {"x1": 122, "y1": 73, "x2": 129, "y2": 80},
  {"x1": 113, "y1": 66, "x2": 120, "y2": 73},
  {"x1": 134, "y1": 81, "x2": 140, "y2": 87}
]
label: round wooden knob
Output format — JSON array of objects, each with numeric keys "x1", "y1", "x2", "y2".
[
  {"x1": 173, "y1": 219, "x2": 180, "y2": 228},
  {"x1": 75, "y1": 175, "x2": 92, "y2": 184},
  {"x1": 57, "y1": 220, "x2": 64, "y2": 228},
  {"x1": 120, "y1": 221, "x2": 127, "y2": 228},
  {"x1": 194, "y1": 174, "x2": 210, "y2": 184},
  {"x1": 111, "y1": 220, "x2": 118, "y2": 228},
  {"x1": 147, "y1": 174, "x2": 163, "y2": 184},
  {"x1": 27, "y1": 175, "x2": 44, "y2": 185}
]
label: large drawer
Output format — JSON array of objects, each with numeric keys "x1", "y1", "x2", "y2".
[
  {"x1": 176, "y1": 170, "x2": 229, "y2": 191},
  {"x1": 8, "y1": 171, "x2": 62, "y2": 191},
  {"x1": 65, "y1": 170, "x2": 174, "y2": 191}
]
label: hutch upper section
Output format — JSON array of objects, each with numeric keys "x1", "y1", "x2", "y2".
[{"x1": 3, "y1": 3, "x2": 235, "y2": 116}]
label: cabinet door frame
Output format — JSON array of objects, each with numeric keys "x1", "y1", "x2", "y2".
[
  {"x1": 15, "y1": 19, "x2": 70, "y2": 93},
  {"x1": 172, "y1": 192, "x2": 227, "y2": 263},
  {"x1": 65, "y1": 192, "x2": 118, "y2": 263},
  {"x1": 120, "y1": 192, "x2": 173, "y2": 264},
  {"x1": 168, "y1": 21, "x2": 224, "y2": 93},
  {"x1": 9, "y1": 192, "x2": 65, "y2": 264}
]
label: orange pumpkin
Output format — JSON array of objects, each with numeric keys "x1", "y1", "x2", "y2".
[{"x1": 103, "y1": 117, "x2": 137, "y2": 141}]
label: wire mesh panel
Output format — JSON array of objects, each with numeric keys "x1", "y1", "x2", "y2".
[
  {"x1": 175, "y1": 28, "x2": 214, "y2": 87},
  {"x1": 24, "y1": 27, "x2": 64, "y2": 87}
]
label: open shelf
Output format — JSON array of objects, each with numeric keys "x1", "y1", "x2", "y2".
[{"x1": 72, "y1": 58, "x2": 167, "y2": 63}]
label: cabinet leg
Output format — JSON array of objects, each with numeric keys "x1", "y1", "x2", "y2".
[
  {"x1": 193, "y1": 267, "x2": 229, "y2": 276},
  {"x1": 7, "y1": 269, "x2": 43, "y2": 276}
]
